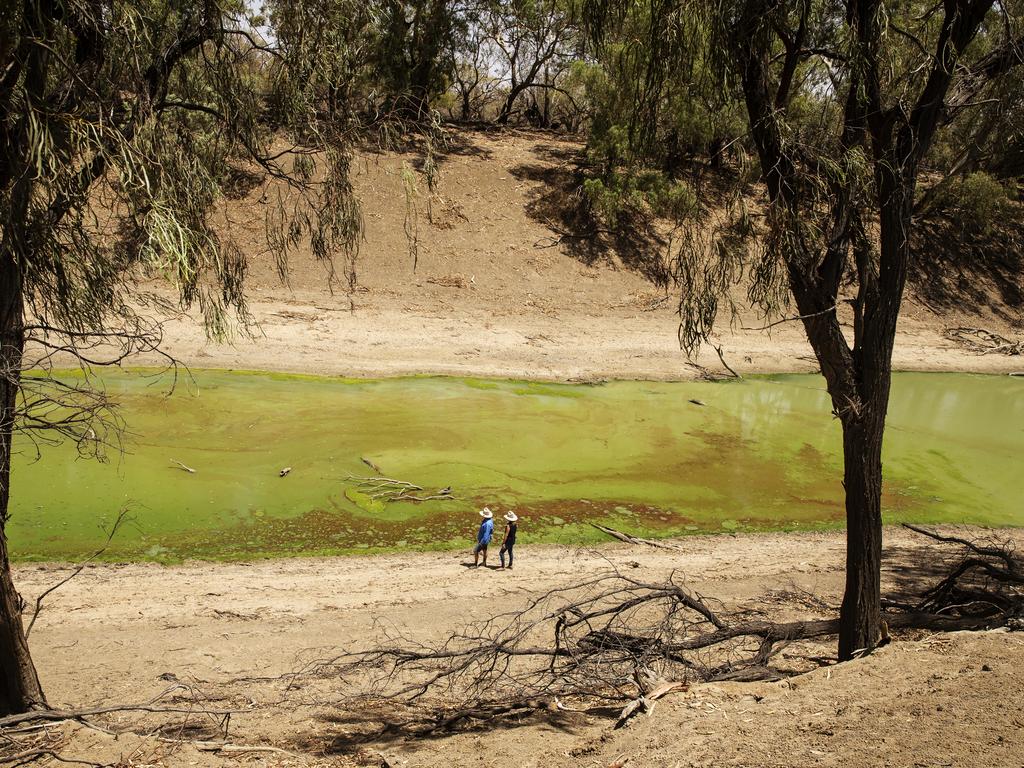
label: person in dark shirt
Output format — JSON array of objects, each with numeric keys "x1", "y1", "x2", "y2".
[
  {"x1": 473, "y1": 507, "x2": 494, "y2": 567},
  {"x1": 498, "y1": 511, "x2": 518, "y2": 569}
]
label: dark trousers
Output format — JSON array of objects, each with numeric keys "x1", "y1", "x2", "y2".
[{"x1": 500, "y1": 544, "x2": 514, "y2": 567}]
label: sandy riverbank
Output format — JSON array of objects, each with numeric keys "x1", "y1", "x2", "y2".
[
  {"x1": 14, "y1": 525, "x2": 1024, "y2": 767},
  {"x1": 45, "y1": 130, "x2": 1017, "y2": 382},
  {"x1": 10, "y1": 129, "x2": 1024, "y2": 767}
]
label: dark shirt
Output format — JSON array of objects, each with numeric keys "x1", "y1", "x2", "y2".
[{"x1": 504, "y1": 523, "x2": 517, "y2": 547}]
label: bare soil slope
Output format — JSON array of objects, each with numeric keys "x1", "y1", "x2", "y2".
[{"x1": 143, "y1": 128, "x2": 1022, "y2": 380}]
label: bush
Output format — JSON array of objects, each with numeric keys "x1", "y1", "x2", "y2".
[
  {"x1": 936, "y1": 171, "x2": 1015, "y2": 235},
  {"x1": 581, "y1": 168, "x2": 697, "y2": 223}
]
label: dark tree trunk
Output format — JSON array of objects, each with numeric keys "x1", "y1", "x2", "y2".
[
  {"x1": 832, "y1": 166, "x2": 912, "y2": 659},
  {"x1": 542, "y1": 65, "x2": 550, "y2": 127},
  {"x1": 497, "y1": 84, "x2": 523, "y2": 125},
  {"x1": 837, "y1": 411, "x2": 885, "y2": 658},
  {"x1": 708, "y1": 137, "x2": 724, "y2": 169},
  {"x1": 0, "y1": 255, "x2": 46, "y2": 715}
]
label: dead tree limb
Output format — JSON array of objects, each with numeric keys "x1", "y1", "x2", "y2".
[
  {"x1": 589, "y1": 524, "x2": 684, "y2": 551},
  {"x1": 315, "y1": 528, "x2": 1022, "y2": 735},
  {"x1": 896, "y1": 524, "x2": 1023, "y2": 622},
  {"x1": 0, "y1": 684, "x2": 240, "y2": 729},
  {"x1": 25, "y1": 509, "x2": 130, "y2": 639},
  {"x1": 345, "y1": 475, "x2": 454, "y2": 504},
  {"x1": 944, "y1": 327, "x2": 1024, "y2": 355}
]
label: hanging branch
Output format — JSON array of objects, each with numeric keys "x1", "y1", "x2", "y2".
[{"x1": 25, "y1": 509, "x2": 131, "y2": 639}]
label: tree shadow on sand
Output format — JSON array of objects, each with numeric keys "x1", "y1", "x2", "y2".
[
  {"x1": 290, "y1": 703, "x2": 596, "y2": 754},
  {"x1": 508, "y1": 144, "x2": 673, "y2": 288},
  {"x1": 910, "y1": 216, "x2": 1024, "y2": 324}
]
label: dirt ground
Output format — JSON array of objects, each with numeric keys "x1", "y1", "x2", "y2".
[
  {"x1": 120, "y1": 129, "x2": 1021, "y2": 381},
  {"x1": 13, "y1": 526, "x2": 1024, "y2": 767}
]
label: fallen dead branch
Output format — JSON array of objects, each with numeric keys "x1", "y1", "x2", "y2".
[
  {"x1": 590, "y1": 524, "x2": 684, "y2": 552},
  {"x1": 0, "y1": 684, "x2": 239, "y2": 729},
  {"x1": 888, "y1": 524, "x2": 1024, "y2": 623},
  {"x1": 310, "y1": 526, "x2": 1021, "y2": 736},
  {"x1": 0, "y1": 684, "x2": 249, "y2": 768},
  {"x1": 944, "y1": 327, "x2": 1023, "y2": 355},
  {"x1": 345, "y1": 475, "x2": 454, "y2": 503}
]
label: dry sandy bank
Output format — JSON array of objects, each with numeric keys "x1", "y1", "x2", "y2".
[{"x1": 13, "y1": 525, "x2": 1024, "y2": 767}]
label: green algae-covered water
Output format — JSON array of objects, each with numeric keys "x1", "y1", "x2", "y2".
[{"x1": 8, "y1": 371, "x2": 1023, "y2": 562}]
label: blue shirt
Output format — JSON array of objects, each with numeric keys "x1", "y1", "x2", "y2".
[{"x1": 478, "y1": 518, "x2": 494, "y2": 544}]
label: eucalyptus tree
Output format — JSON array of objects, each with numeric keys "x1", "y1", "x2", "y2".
[
  {"x1": 0, "y1": 0, "x2": 364, "y2": 714},
  {"x1": 267, "y1": 0, "x2": 383, "y2": 120},
  {"x1": 585, "y1": 0, "x2": 1024, "y2": 659},
  {"x1": 448, "y1": 0, "x2": 504, "y2": 121},
  {"x1": 376, "y1": 0, "x2": 455, "y2": 118},
  {"x1": 486, "y1": 0, "x2": 580, "y2": 124}
]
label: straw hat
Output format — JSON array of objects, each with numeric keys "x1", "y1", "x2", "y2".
[
  {"x1": 504, "y1": 511, "x2": 518, "y2": 522},
  {"x1": 479, "y1": 507, "x2": 493, "y2": 519}
]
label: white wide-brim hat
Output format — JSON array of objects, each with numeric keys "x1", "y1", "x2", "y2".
[
  {"x1": 479, "y1": 507, "x2": 493, "y2": 518},
  {"x1": 504, "y1": 511, "x2": 518, "y2": 522}
]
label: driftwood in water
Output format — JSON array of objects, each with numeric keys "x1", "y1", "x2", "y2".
[{"x1": 346, "y1": 475, "x2": 454, "y2": 503}]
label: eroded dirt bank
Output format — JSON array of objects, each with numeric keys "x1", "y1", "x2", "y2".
[{"x1": 98, "y1": 130, "x2": 1022, "y2": 381}]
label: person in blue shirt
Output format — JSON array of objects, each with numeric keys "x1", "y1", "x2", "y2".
[{"x1": 473, "y1": 507, "x2": 494, "y2": 567}]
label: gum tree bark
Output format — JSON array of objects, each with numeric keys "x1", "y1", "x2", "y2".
[
  {"x1": 733, "y1": 0, "x2": 1002, "y2": 659},
  {"x1": 0, "y1": 256, "x2": 46, "y2": 715}
]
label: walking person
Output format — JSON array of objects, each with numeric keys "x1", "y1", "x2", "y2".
[
  {"x1": 473, "y1": 507, "x2": 494, "y2": 567},
  {"x1": 498, "y1": 511, "x2": 518, "y2": 570}
]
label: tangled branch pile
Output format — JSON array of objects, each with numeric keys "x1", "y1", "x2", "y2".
[
  {"x1": 309, "y1": 526, "x2": 1021, "y2": 735},
  {"x1": 888, "y1": 525, "x2": 1024, "y2": 629},
  {"x1": 344, "y1": 475, "x2": 454, "y2": 503},
  {"x1": 944, "y1": 327, "x2": 1024, "y2": 356}
]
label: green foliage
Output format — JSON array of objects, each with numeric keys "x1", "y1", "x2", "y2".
[
  {"x1": 582, "y1": 169, "x2": 697, "y2": 221},
  {"x1": 935, "y1": 172, "x2": 1015, "y2": 235}
]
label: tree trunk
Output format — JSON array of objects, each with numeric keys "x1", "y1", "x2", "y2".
[
  {"x1": 0, "y1": 256, "x2": 46, "y2": 715},
  {"x1": 837, "y1": 410, "x2": 885, "y2": 659},
  {"x1": 497, "y1": 85, "x2": 521, "y2": 125},
  {"x1": 834, "y1": 166, "x2": 911, "y2": 661},
  {"x1": 542, "y1": 65, "x2": 550, "y2": 127}
]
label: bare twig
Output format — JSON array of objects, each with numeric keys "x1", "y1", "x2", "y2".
[
  {"x1": 740, "y1": 304, "x2": 838, "y2": 332},
  {"x1": 25, "y1": 509, "x2": 130, "y2": 639},
  {"x1": 712, "y1": 344, "x2": 742, "y2": 379}
]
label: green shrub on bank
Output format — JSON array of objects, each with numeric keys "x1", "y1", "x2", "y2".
[{"x1": 935, "y1": 172, "x2": 1015, "y2": 235}]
